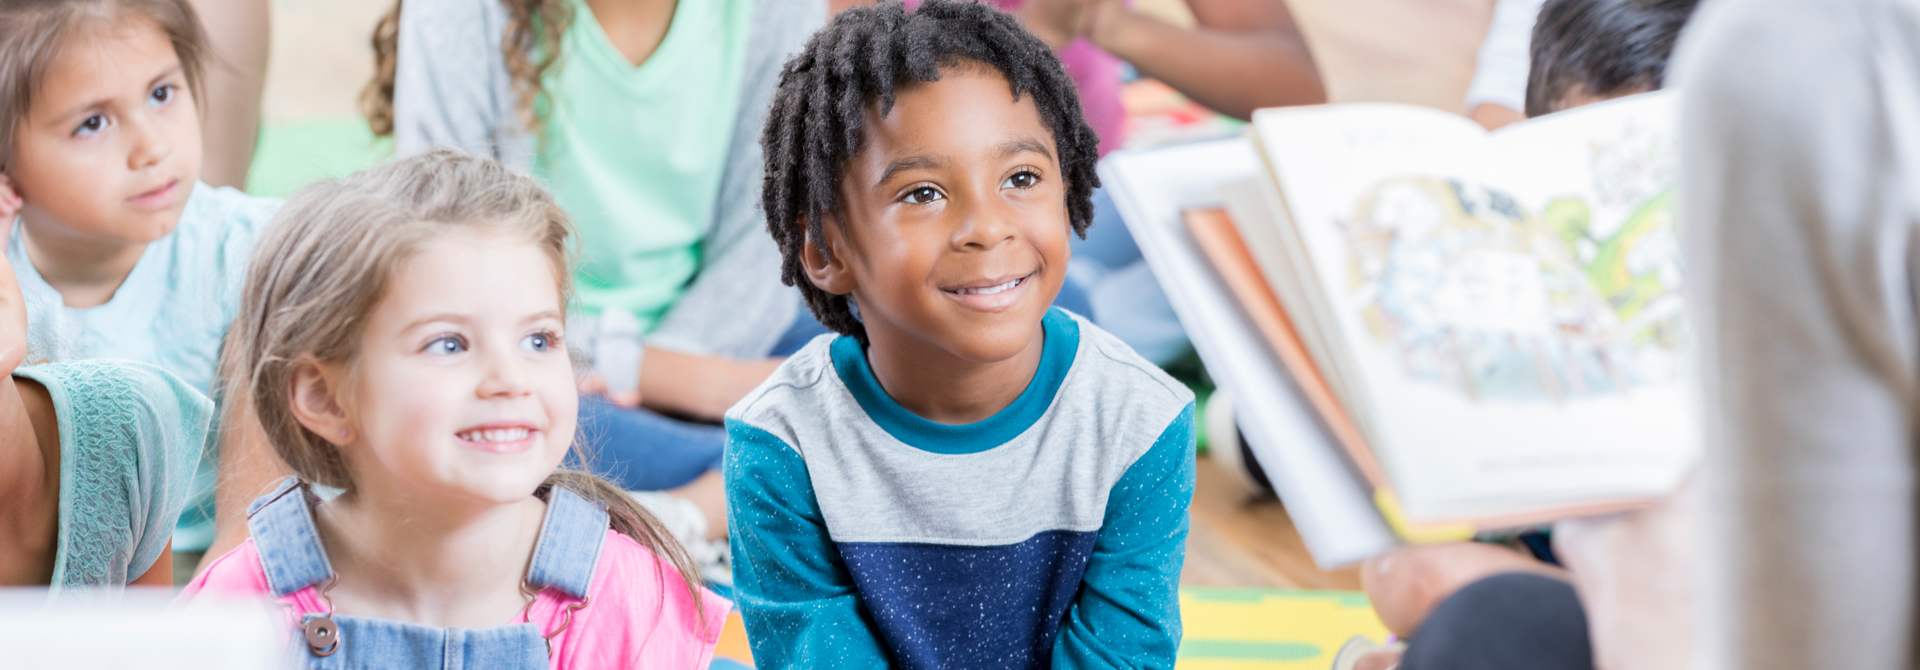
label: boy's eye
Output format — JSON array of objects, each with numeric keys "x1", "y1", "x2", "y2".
[
  {"x1": 521, "y1": 331, "x2": 556, "y2": 353},
  {"x1": 903, "y1": 186, "x2": 943, "y2": 205},
  {"x1": 424, "y1": 336, "x2": 466, "y2": 355},
  {"x1": 1002, "y1": 170, "x2": 1041, "y2": 189},
  {"x1": 74, "y1": 114, "x2": 107, "y2": 137},
  {"x1": 149, "y1": 84, "x2": 174, "y2": 106}
]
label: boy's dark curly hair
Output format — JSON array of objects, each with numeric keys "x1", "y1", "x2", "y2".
[{"x1": 760, "y1": 0, "x2": 1101, "y2": 346}]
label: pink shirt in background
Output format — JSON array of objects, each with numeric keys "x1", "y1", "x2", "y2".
[
  {"x1": 907, "y1": 0, "x2": 1128, "y2": 156},
  {"x1": 180, "y1": 531, "x2": 731, "y2": 669}
]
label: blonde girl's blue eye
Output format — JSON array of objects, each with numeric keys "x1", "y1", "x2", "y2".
[
  {"x1": 521, "y1": 331, "x2": 556, "y2": 353},
  {"x1": 425, "y1": 336, "x2": 465, "y2": 355},
  {"x1": 903, "y1": 185, "x2": 943, "y2": 205},
  {"x1": 149, "y1": 84, "x2": 174, "y2": 107},
  {"x1": 1001, "y1": 170, "x2": 1040, "y2": 189}
]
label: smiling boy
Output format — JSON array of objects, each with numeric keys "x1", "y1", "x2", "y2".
[{"x1": 725, "y1": 2, "x2": 1196, "y2": 669}]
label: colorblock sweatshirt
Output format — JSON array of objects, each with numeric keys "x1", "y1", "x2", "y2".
[{"x1": 725, "y1": 308, "x2": 1196, "y2": 670}]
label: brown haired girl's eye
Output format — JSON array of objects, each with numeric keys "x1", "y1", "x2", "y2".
[
  {"x1": 149, "y1": 84, "x2": 173, "y2": 106},
  {"x1": 1002, "y1": 170, "x2": 1040, "y2": 189},
  {"x1": 74, "y1": 114, "x2": 106, "y2": 137},
  {"x1": 904, "y1": 186, "x2": 943, "y2": 205}
]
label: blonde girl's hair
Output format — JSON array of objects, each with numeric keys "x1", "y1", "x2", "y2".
[
  {"x1": 0, "y1": 0, "x2": 210, "y2": 169},
  {"x1": 362, "y1": 0, "x2": 571, "y2": 138},
  {"x1": 223, "y1": 148, "x2": 705, "y2": 618}
]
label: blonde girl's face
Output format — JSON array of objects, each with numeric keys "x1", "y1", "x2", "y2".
[
  {"x1": 7, "y1": 17, "x2": 201, "y2": 242},
  {"x1": 341, "y1": 232, "x2": 576, "y2": 506}
]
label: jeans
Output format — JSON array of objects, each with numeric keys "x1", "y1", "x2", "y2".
[{"x1": 1399, "y1": 572, "x2": 1594, "y2": 670}]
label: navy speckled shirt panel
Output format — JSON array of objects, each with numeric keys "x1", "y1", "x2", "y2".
[{"x1": 838, "y1": 530, "x2": 1097, "y2": 669}]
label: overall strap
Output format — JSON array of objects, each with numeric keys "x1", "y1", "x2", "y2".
[
  {"x1": 524, "y1": 486, "x2": 610, "y2": 600},
  {"x1": 246, "y1": 476, "x2": 335, "y2": 599}
]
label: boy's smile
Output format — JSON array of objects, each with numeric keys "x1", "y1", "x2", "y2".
[{"x1": 805, "y1": 64, "x2": 1073, "y2": 423}]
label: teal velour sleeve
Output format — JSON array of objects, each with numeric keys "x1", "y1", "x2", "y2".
[
  {"x1": 1052, "y1": 403, "x2": 1197, "y2": 669},
  {"x1": 724, "y1": 419, "x2": 893, "y2": 668}
]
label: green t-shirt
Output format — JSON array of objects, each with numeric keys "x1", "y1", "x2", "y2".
[{"x1": 535, "y1": 0, "x2": 752, "y2": 328}]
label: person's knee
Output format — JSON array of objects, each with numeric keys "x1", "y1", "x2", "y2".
[
  {"x1": 1399, "y1": 572, "x2": 1592, "y2": 670},
  {"x1": 1365, "y1": 542, "x2": 1538, "y2": 635}
]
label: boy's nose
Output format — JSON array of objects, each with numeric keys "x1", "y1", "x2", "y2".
[{"x1": 953, "y1": 201, "x2": 1020, "y2": 250}]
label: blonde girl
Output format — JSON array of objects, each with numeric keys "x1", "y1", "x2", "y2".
[{"x1": 182, "y1": 149, "x2": 727, "y2": 667}]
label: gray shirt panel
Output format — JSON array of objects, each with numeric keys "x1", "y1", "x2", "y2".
[{"x1": 729, "y1": 315, "x2": 1196, "y2": 546}]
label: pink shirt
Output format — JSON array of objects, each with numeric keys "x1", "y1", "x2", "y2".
[
  {"x1": 906, "y1": 0, "x2": 1127, "y2": 155},
  {"x1": 181, "y1": 530, "x2": 731, "y2": 669}
]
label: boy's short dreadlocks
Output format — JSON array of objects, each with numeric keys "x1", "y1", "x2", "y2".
[{"x1": 760, "y1": 0, "x2": 1102, "y2": 346}]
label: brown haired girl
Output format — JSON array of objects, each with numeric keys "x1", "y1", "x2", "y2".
[{"x1": 0, "y1": 0, "x2": 284, "y2": 575}]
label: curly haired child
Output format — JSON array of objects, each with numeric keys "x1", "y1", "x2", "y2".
[{"x1": 727, "y1": 2, "x2": 1196, "y2": 668}]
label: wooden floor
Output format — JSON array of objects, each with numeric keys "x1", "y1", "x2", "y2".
[{"x1": 1181, "y1": 454, "x2": 1362, "y2": 590}]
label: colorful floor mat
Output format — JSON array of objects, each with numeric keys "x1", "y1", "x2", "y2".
[
  {"x1": 1177, "y1": 588, "x2": 1388, "y2": 669},
  {"x1": 709, "y1": 587, "x2": 1388, "y2": 669}
]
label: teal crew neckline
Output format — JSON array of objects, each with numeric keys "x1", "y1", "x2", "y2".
[{"x1": 831, "y1": 308, "x2": 1079, "y2": 455}]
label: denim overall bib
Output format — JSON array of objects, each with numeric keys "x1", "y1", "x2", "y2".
[{"x1": 246, "y1": 477, "x2": 608, "y2": 669}]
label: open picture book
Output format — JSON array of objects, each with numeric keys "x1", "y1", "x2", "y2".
[{"x1": 1206, "y1": 91, "x2": 1695, "y2": 533}]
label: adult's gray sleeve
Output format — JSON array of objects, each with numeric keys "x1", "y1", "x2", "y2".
[
  {"x1": 1677, "y1": 0, "x2": 1920, "y2": 667},
  {"x1": 392, "y1": 0, "x2": 534, "y2": 170},
  {"x1": 645, "y1": 0, "x2": 826, "y2": 359}
]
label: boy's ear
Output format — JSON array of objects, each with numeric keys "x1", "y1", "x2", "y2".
[
  {"x1": 288, "y1": 358, "x2": 354, "y2": 446},
  {"x1": 800, "y1": 216, "x2": 858, "y2": 296}
]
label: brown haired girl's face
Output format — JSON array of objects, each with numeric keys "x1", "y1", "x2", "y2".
[
  {"x1": 8, "y1": 18, "x2": 201, "y2": 244},
  {"x1": 315, "y1": 231, "x2": 578, "y2": 507}
]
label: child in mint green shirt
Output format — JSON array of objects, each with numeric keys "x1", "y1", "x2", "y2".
[{"x1": 372, "y1": 0, "x2": 827, "y2": 549}]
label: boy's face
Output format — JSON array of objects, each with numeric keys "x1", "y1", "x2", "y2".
[
  {"x1": 7, "y1": 18, "x2": 201, "y2": 244},
  {"x1": 810, "y1": 66, "x2": 1071, "y2": 365}
]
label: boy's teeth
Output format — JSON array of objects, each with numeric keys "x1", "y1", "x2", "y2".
[
  {"x1": 956, "y1": 278, "x2": 1021, "y2": 295},
  {"x1": 460, "y1": 428, "x2": 531, "y2": 442}
]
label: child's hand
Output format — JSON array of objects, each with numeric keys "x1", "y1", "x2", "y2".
[
  {"x1": 1014, "y1": 0, "x2": 1098, "y2": 49},
  {"x1": 0, "y1": 180, "x2": 28, "y2": 375},
  {"x1": 578, "y1": 373, "x2": 641, "y2": 409}
]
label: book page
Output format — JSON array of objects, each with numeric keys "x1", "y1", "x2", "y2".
[
  {"x1": 1249, "y1": 94, "x2": 1695, "y2": 523},
  {"x1": 1098, "y1": 139, "x2": 1396, "y2": 567}
]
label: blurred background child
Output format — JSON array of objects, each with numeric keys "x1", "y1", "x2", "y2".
[
  {"x1": 0, "y1": 0, "x2": 283, "y2": 578},
  {"x1": 183, "y1": 149, "x2": 727, "y2": 667}
]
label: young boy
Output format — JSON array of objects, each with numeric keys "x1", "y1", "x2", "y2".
[{"x1": 726, "y1": 2, "x2": 1196, "y2": 668}]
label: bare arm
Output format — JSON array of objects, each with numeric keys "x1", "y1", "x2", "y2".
[
  {"x1": 639, "y1": 350, "x2": 783, "y2": 423},
  {"x1": 185, "y1": 0, "x2": 269, "y2": 189},
  {"x1": 1085, "y1": 0, "x2": 1323, "y2": 120},
  {"x1": 131, "y1": 542, "x2": 174, "y2": 587}
]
